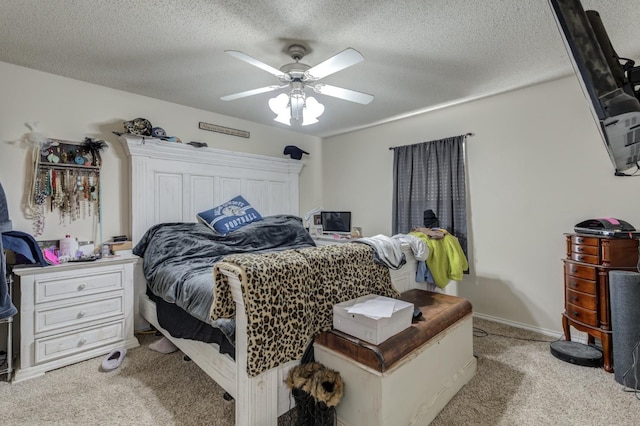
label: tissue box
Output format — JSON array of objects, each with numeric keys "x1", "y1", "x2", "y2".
[{"x1": 333, "y1": 294, "x2": 414, "y2": 345}]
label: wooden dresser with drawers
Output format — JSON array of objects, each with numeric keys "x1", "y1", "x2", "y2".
[{"x1": 562, "y1": 233, "x2": 639, "y2": 372}]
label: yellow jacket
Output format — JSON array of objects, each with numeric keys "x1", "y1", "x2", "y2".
[{"x1": 409, "y1": 232, "x2": 468, "y2": 288}]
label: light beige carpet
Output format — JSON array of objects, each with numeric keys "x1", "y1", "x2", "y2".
[
  {"x1": 431, "y1": 319, "x2": 640, "y2": 426},
  {"x1": 2, "y1": 319, "x2": 639, "y2": 425}
]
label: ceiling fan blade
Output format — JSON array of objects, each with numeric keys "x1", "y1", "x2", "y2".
[
  {"x1": 306, "y1": 48, "x2": 364, "y2": 80},
  {"x1": 225, "y1": 50, "x2": 285, "y2": 78},
  {"x1": 312, "y1": 84, "x2": 374, "y2": 105},
  {"x1": 221, "y1": 85, "x2": 283, "y2": 101}
]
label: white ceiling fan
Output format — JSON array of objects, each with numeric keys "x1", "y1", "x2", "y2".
[{"x1": 221, "y1": 44, "x2": 374, "y2": 125}]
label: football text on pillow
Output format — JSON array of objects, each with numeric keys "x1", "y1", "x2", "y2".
[{"x1": 197, "y1": 195, "x2": 263, "y2": 235}]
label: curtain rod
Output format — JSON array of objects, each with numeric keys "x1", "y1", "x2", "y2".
[{"x1": 388, "y1": 132, "x2": 474, "y2": 150}]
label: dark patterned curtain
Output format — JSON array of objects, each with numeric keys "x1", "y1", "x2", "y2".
[{"x1": 391, "y1": 134, "x2": 468, "y2": 255}]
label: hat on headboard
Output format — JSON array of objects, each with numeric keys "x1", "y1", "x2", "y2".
[
  {"x1": 123, "y1": 118, "x2": 152, "y2": 137},
  {"x1": 283, "y1": 145, "x2": 309, "y2": 160},
  {"x1": 423, "y1": 209, "x2": 439, "y2": 228}
]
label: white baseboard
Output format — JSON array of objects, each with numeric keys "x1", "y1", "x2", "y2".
[{"x1": 472, "y1": 312, "x2": 589, "y2": 344}]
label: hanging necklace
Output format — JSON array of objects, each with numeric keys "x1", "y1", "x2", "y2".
[
  {"x1": 27, "y1": 147, "x2": 45, "y2": 236},
  {"x1": 32, "y1": 171, "x2": 46, "y2": 236},
  {"x1": 73, "y1": 174, "x2": 83, "y2": 221}
]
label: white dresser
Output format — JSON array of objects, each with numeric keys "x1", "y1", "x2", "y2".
[{"x1": 11, "y1": 255, "x2": 140, "y2": 382}]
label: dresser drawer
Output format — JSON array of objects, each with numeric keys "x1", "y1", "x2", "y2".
[
  {"x1": 569, "y1": 252, "x2": 599, "y2": 264},
  {"x1": 566, "y1": 288, "x2": 596, "y2": 310},
  {"x1": 565, "y1": 302, "x2": 598, "y2": 327},
  {"x1": 35, "y1": 295, "x2": 124, "y2": 334},
  {"x1": 35, "y1": 269, "x2": 124, "y2": 304},
  {"x1": 565, "y1": 275, "x2": 596, "y2": 295},
  {"x1": 35, "y1": 320, "x2": 124, "y2": 364},
  {"x1": 571, "y1": 235, "x2": 599, "y2": 246},
  {"x1": 565, "y1": 262, "x2": 596, "y2": 280},
  {"x1": 571, "y1": 244, "x2": 599, "y2": 257}
]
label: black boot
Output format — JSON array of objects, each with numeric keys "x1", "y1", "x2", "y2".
[
  {"x1": 312, "y1": 400, "x2": 336, "y2": 426},
  {"x1": 309, "y1": 366, "x2": 343, "y2": 426},
  {"x1": 291, "y1": 387, "x2": 314, "y2": 426},
  {"x1": 287, "y1": 363, "x2": 324, "y2": 426}
]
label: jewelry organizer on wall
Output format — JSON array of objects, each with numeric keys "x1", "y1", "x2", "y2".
[{"x1": 28, "y1": 139, "x2": 104, "y2": 236}]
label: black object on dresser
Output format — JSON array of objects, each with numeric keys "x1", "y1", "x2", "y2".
[{"x1": 562, "y1": 233, "x2": 639, "y2": 373}]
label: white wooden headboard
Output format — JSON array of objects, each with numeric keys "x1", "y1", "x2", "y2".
[{"x1": 120, "y1": 135, "x2": 303, "y2": 244}]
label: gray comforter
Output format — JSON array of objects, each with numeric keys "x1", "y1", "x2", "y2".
[{"x1": 133, "y1": 215, "x2": 316, "y2": 341}]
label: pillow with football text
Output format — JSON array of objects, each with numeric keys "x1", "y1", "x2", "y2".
[{"x1": 196, "y1": 195, "x2": 263, "y2": 235}]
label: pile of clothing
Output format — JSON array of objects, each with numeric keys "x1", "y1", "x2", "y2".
[
  {"x1": 409, "y1": 209, "x2": 468, "y2": 288},
  {"x1": 354, "y1": 209, "x2": 468, "y2": 289}
]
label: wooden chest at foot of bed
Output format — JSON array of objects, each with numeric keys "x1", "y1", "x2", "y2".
[{"x1": 314, "y1": 290, "x2": 477, "y2": 426}]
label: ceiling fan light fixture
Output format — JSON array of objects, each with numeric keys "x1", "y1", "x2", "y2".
[
  {"x1": 302, "y1": 96, "x2": 325, "y2": 126},
  {"x1": 273, "y1": 112, "x2": 291, "y2": 125},
  {"x1": 269, "y1": 92, "x2": 324, "y2": 126},
  {"x1": 290, "y1": 93, "x2": 305, "y2": 121},
  {"x1": 269, "y1": 93, "x2": 291, "y2": 125}
]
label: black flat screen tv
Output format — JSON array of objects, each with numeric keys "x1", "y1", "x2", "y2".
[
  {"x1": 320, "y1": 211, "x2": 351, "y2": 234},
  {"x1": 548, "y1": 0, "x2": 640, "y2": 173}
]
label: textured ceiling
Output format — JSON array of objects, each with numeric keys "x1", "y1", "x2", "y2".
[{"x1": 0, "y1": 0, "x2": 638, "y2": 138}]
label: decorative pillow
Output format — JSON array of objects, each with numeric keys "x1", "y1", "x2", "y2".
[{"x1": 197, "y1": 195, "x2": 263, "y2": 235}]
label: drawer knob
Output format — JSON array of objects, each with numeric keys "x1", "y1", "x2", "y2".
[
  {"x1": 576, "y1": 247, "x2": 582, "y2": 252},
  {"x1": 78, "y1": 338, "x2": 87, "y2": 346},
  {"x1": 571, "y1": 296, "x2": 579, "y2": 302},
  {"x1": 572, "y1": 311, "x2": 580, "y2": 317},
  {"x1": 78, "y1": 283, "x2": 86, "y2": 291},
  {"x1": 78, "y1": 310, "x2": 87, "y2": 318}
]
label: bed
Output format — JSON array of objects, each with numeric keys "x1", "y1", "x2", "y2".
[
  {"x1": 132, "y1": 215, "x2": 318, "y2": 355},
  {"x1": 121, "y1": 135, "x2": 443, "y2": 425}
]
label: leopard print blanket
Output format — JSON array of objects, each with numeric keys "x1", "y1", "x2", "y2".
[{"x1": 212, "y1": 243, "x2": 400, "y2": 377}]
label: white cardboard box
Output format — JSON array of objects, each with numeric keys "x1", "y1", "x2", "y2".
[{"x1": 333, "y1": 294, "x2": 413, "y2": 345}]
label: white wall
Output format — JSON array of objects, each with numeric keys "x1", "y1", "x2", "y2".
[
  {"x1": 0, "y1": 61, "x2": 322, "y2": 246},
  {"x1": 322, "y1": 76, "x2": 640, "y2": 334}
]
